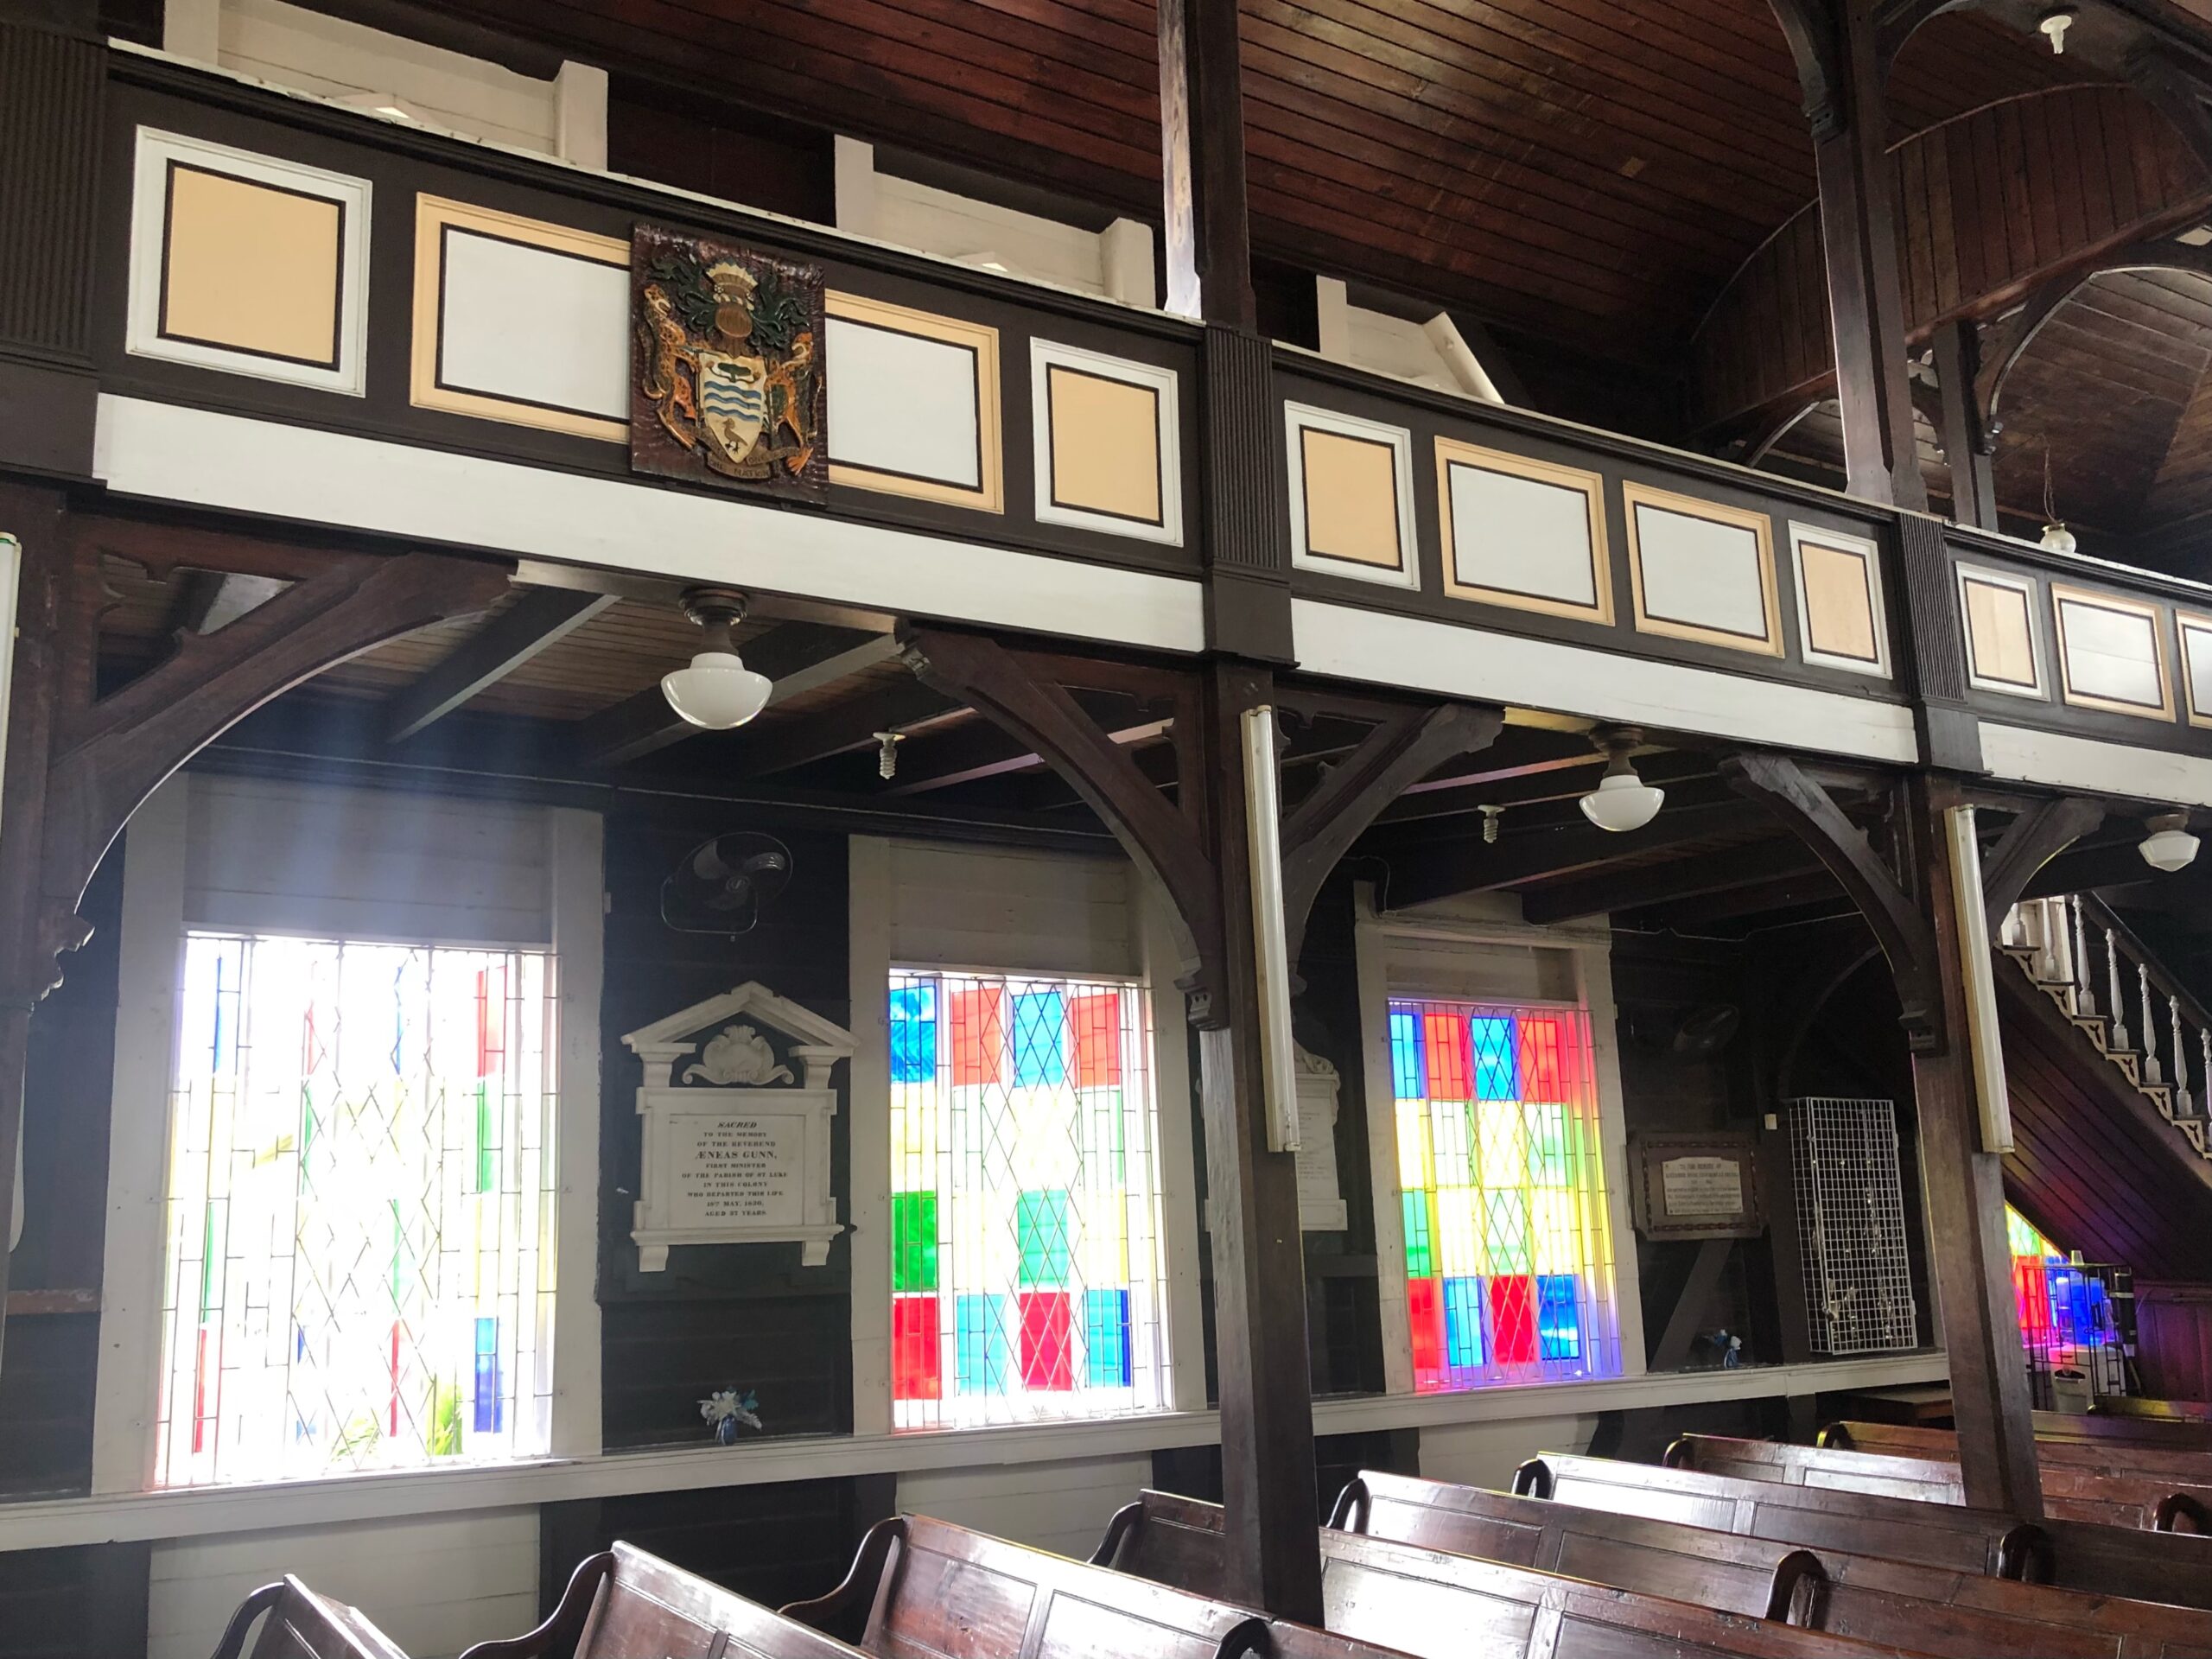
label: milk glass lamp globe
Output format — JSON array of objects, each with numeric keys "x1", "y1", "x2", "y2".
[
  {"x1": 2141, "y1": 811, "x2": 2200, "y2": 873},
  {"x1": 1580, "y1": 768, "x2": 1665, "y2": 833},
  {"x1": 660, "y1": 585, "x2": 772, "y2": 730},
  {"x1": 662, "y1": 650, "x2": 772, "y2": 729}
]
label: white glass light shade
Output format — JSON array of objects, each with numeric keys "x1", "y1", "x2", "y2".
[
  {"x1": 2141, "y1": 824, "x2": 2201, "y2": 873},
  {"x1": 2040, "y1": 521, "x2": 2078, "y2": 555},
  {"x1": 1579, "y1": 769, "x2": 1665, "y2": 834},
  {"x1": 660, "y1": 649, "x2": 772, "y2": 730}
]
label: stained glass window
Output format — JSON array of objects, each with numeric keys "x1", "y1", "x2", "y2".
[
  {"x1": 1389, "y1": 996, "x2": 1621, "y2": 1391},
  {"x1": 2006, "y1": 1205, "x2": 2109, "y2": 1363},
  {"x1": 888, "y1": 969, "x2": 1170, "y2": 1428},
  {"x1": 154, "y1": 934, "x2": 556, "y2": 1486}
]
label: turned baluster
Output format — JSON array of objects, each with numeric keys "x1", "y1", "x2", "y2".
[
  {"x1": 2140, "y1": 963, "x2": 2164, "y2": 1085},
  {"x1": 2107, "y1": 926, "x2": 2131, "y2": 1052},
  {"x1": 2173, "y1": 995, "x2": 2195, "y2": 1118},
  {"x1": 2070, "y1": 895, "x2": 2098, "y2": 1017}
]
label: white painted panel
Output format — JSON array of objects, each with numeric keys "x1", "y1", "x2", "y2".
[
  {"x1": 1346, "y1": 306, "x2": 1456, "y2": 392},
  {"x1": 887, "y1": 842, "x2": 1136, "y2": 978},
  {"x1": 899, "y1": 1453, "x2": 1150, "y2": 1560},
  {"x1": 1382, "y1": 936, "x2": 1578, "y2": 1005},
  {"x1": 1291, "y1": 599, "x2": 1919, "y2": 763},
  {"x1": 875, "y1": 175, "x2": 1106, "y2": 296},
  {"x1": 2058, "y1": 596, "x2": 2164, "y2": 708},
  {"x1": 0, "y1": 535, "x2": 17, "y2": 842},
  {"x1": 183, "y1": 775, "x2": 551, "y2": 944},
  {"x1": 1634, "y1": 504, "x2": 1768, "y2": 639},
  {"x1": 825, "y1": 316, "x2": 982, "y2": 487},
  {"x1": 439, "y1": 231, "x2": 628, "y2": 419},
  {"x1": 2187, "y1": 624, "x2": 2212, "y2": 718},
  {"x1": 94, "y1": 397, "x2": 1208, "y2": 655},
  {"x1": 149, "y1": 1508, "x2": 538, "y2": 1659},
  {"x1": 1420, "y1": 1414, "x2": 1598, "y2": 1492},
  {"x1": 1446, "y1": 465, "x2": 1595, "y2": 607},
  {"x1": 1981, "y1": 722, "x2": 2212, "y2": 809}
]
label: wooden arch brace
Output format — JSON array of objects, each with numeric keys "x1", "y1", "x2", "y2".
[{"x1": 1980, "y1": 797, "x2": 2105, "y2": 932}]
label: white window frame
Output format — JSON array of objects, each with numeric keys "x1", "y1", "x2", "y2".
[
  {"x1": 90, "y1": 774, "x2": 604, "y2": 1494},
  {"x1": 1351, "y1": 883, "x2": 1646, "y2": 1396},
  {"x1": 848, "y1": 836, "x2": 1207, "y2": 1434}
]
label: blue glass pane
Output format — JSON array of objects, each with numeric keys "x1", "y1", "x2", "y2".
[
  {"x1": 956, "y1": 1294, "x2": 1011, "y2": 1395},
  {"x1": 889, "y1": 984, "x2": 937, "y2": 1084},
  {"x1": 473, "y1": 1316, "x2": 503, "y2": 1433},
  {"x1": 1443, "y1": 1275, "x2": 1486, "y2": 1368},
  {"x1": 1012, "y1": 990, "x2": 1067, "y2": 1087},
  {"x1": 1471, "y1": 1016, "x2": 1519, "y2": 1101},
  {"x1": 1389, "y1": 1007, "x2": 1425, "y2": 1099},
  {"x1": 1537, "y1": 1274, "x2": 1580, "y2": 1359},
  {"x1": 1084, "y1": 1288, "x2": 1132, "y2": 1387}
]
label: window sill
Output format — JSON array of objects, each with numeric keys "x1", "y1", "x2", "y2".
[{"x1": 0, "y1": 1349, "x2": 1947, "y2": 1553}]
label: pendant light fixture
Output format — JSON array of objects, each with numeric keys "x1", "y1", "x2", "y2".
[
  {"x1": 1579, "y1": 726, "x2": 1665, "y2": 834},
  {"x1": 2141, "y1": 811, "x2": 2201, "y2": 873},
  {"x1": 2039, "y1": 442, "x2": 2077, "y2": 554},
  {"x1": 660, "y1": 586, "x2": 772, "y2": 730}
]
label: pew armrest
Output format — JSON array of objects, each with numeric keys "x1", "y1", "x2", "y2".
[
  {"x1": 784, "y1": 1516, "x2": 907, "y2": 1643},
  {"x1": 1996, "y1": 1522, "x2": 2054, "y2": 1581},
  {"x1": 1325, "y1": 1478, "x2": 1370, "y2": 1533},
  {"x1": 1813, "y1": 1423, "x2": 1850, "y2": 1451},
  {"x1": 2154, "y1": 1491, "x2": 2212, "y2": 1533},
  {"x1": 1091, "y1": 1500, "x2": 1143, "y2": 1568},
  {"x1": 1510, "y1": 1458, "x2": 1553, "y2": 1499},
  {"x1": 1765, "y1": 1549, "x2": 1827, "y2": 1625},
  {"x1": 1660, "y1": 1437, "x2": 1693, "y2": 1469},
  {"x1": 455, "y1": 1551, "x2": 613, "y2": 1659},
  {"x1": 209, "y1": 1584, "x2": 285, "y2": 1659}
]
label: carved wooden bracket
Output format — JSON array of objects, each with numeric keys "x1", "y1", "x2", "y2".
[
  {"x1": 1980, "y1": 798, "x2": 2104, "y2": 932},
  {"x1": 3, "y1": 514, "x2": 512, "y2": 1003},
  {"x1": 1721, "y1": 753, "x2": 1943, "y2": 1051}
]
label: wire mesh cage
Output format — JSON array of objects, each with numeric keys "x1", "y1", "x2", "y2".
[{"x1": 1785, "y1": 1096, "x2": 1919, "y2": 1357}]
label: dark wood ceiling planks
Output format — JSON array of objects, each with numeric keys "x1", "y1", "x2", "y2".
[{"x1": 360, "y1": 0, "x2": 2084, "y2": 352}]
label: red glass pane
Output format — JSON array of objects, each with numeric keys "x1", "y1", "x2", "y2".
[
  {"x1": 1423, "y1": 1010, "x2": 1471, "y2": 1101},
  {"x1": 1408, "y1": 1276, "x2": 1446, "y2": 1391},
  {"x1": 950, "y1": 987, "x2": 1005, "y2": 1087},
  {"x1": 1489, "y1": 1275, "x2": 1537, "y2": 1365},
  {"x1": 1071, "y1": 992, "x2": 1123, "y2": 1089},
  {"x1": 2014, "y1": 1258, "x2": 2053, "y2": 1339},
  {"x1": 1519, "y1": 1014, "x2": 1582, "y2": 1105},
  {"x1": 1018, "y1": 1290, "x2": 1074, "y2": 1390},
  {"x1": 893, "y1": 1294, "x2": 942, "y2": 1400}
]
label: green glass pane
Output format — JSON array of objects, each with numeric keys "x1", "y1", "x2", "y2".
[
  {"x1": 893, "y1": 1191, "x2": 939, "y2": 1292},
  {"x1": 1017, "y1": 1189, "x2": 1071, "y2": 1287},
  {"x1": 1402, "y1": 1189, "x2": 1439, "y2": 1281}
]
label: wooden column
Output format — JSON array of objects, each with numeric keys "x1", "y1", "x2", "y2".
[
  {"x1": 1930, "y1": 320, "x2": 1998, "y2": 532},
  {"x1": 1722, "y1": 755, "x2": 2045, "y2": 1515},
  {"x1": 1157, "y1": 0, "x2": 1253, "y2": 328},
  {"x1": 1771, "y1": 0, "x2": 1926, "y2": 510},
  {"x1": 1904, "y1": 774, "x2": 2041, "y2": 1515}
]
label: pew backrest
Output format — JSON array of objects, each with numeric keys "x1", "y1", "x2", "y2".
[
  {"x1": 790, "y1": 1513, "x2": 1272, "y2": 1658},
  {"x1": 1520, "y1": 1452, "x2": 2042, "y2": 1578},
  {"x1": 210, "y1": 1579, "x2": 412, "y2": 1659},
  {"x1": 1097, "y1": 1487, "x2": 1910, "y2": 1659},
  {"x1": 1669, "y1": 1433, "x2": 2212, "y2": 1532},
  {"x1": 1827, "y1": 1419, "x2": 2212, "y2": 1488},
  {"x1": 458, "y1": 1542, "x2": 868, "y2": 1659},
  {"x1": 1354, "y1": 1467, "x2": 2212, "y2": 1658}
]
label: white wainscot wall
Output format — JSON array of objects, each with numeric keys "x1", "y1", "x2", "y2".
[
  {"x1": 149, "y1": 1508, "x2": 539, "y2": 1659},
  {"x1": 1417, "y1": 1414, "x2": 1599, "y2": 1492},
  {"x1": 897, "y1": 1453, "x2": 1153, "y2": 1561}
]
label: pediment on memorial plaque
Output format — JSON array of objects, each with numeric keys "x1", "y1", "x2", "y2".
[{"x1": 622, "y1": 983, "x2": 854, "y2": 1272}]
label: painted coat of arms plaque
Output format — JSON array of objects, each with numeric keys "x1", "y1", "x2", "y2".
[{"x1": 631, "y1": 226, "x2": 826, "y2": 499}]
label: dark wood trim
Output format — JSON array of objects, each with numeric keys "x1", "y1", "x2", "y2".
[
  {"x1": 1980, "y1": 797, "x2": 2104, "y2": 930},
  {"x1": 382, "y1": 585, "x2": 612, "y2": 742},
  {"x1": 1930, "y1": 318, "x2": 1997, "y2": 532},
  {"x1": 1156, "y1": 0, "x2": 1254, "y2": 329}
]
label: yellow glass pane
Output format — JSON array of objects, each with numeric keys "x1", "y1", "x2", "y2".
[
  {"x1": 1395, "y1": 1098, "x2": 1433, "y2": 1192},
  {"x1": 1532, "y1": 1190, "x2": 1579, "y2": 1274},
  {"x1": 1435, "y1": 1185, "x2": 1486, "y2": 1276},
  {"x1": 1429, "y1": 1100, "x2": 1474, "y2": 1189},
  {"x1": 1475, "y1": 1098, "x2": 1526, "y2": 1186},
  {"x1": 1078, "y1": 1192, "x2": 1129, "y2": 1287},
  {"x1": 1013, "y1": 1086, "x2": 1080, "y2": 1188}
]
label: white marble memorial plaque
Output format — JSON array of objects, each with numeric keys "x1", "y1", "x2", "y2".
[
  {"x1": 1662, "y1": 1154, "x2": 1745, "y2": 1218},
  {"x1": 671, "y1": 1113, "x2": 803, "y2": 1229}
]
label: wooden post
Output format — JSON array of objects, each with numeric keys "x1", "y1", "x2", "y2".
[
  {"x1": 1930, "y1": 320, "x2": 1998, "y2": 531},
  {"x1": 1906, "y1": 774, "x2": 2043, "y2": 1516},
  {"x1": 1771, "y1": 0, "x2": 1927, "y2": 510},
  {"x1": 1157, "y1": 0, "x2": 1253, "y2": 328}
]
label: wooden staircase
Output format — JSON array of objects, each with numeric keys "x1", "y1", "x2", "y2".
[{"x1": 2002, "y1": 896, "x2": 2210, "y2": 1161}]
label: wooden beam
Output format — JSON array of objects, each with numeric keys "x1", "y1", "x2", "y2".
[
  {"x1": 574, "y1": 626, "x2": 898, "y2": 767},
  {"x1": 383, "y1": 587, "x2": 613, "y2": 742},
  {"x1": 722, "y1": 677, "x2": 955, "y2": 778},
  {"x1": 1520, "y1": 836, "x2": 1818, "y2": 926},
  {"x1": 1981, "y1": 798, "x2": 2106, "y2": 929},
  {"x1": 1279, "y1": 702, "x2": 1502, "y2": 963},
  {"x1": 1380, "y1": 799, "x2": 1770, "y2": 909},
  {"x1": 885, "y1": 715, "x2": 1172, "y2": 796},
  {"x1": 1930, "y1": 318, "x2": 1997, "y2": 531},
  {"x1": 1156, "y1": 0, "x2": 1253, "y2": 327}
]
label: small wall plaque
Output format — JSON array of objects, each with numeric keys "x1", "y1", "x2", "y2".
[
  {"x1": 1294, "y1": 1046, "x2": 1350, "y2": 1232},
  {"x1": 623, "y1": 982, "x2": 853, "y2": 1270},
  {"x1": 1629, "y1": 1131, "x2": 1764, "y2": 1240}
]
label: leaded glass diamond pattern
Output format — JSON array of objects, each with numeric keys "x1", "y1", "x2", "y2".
[
  {"x1": 155, "y1": 934, "x2": 556, "y2": 1486},
  {"x1": 1389, "y1": 996, "x2": 1621, "y2": 1393},
  {"x1": 888, "y1": 969, "x2": 1170, "y2": 1428}
]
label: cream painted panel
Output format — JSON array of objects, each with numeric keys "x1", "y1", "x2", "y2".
[
  {"x1": 2183, "y1": 619, "x2": 2212, "y2": 724},
  {"x1": 874, "y1": 174, "x2": 1107, "y2": 296},
  {"x1": 2056, "y1": 594, "x2": 2164, "y2": 709},
  {"x1": 899, "y1": 1453, "x2": 1150, "y2": 1560},
  {"x1": 887, "y1": 842, "x2": 1136, "y2": 978},
  {"x1": 1980, "y1": 722, "x2": 2212, "y2": 809},
  {"x1": 1632, "y1": 505, "x2": 1770, "y2": 640},
  {"x1": 1419, "y1": 1414, "x2": 1599, "y2": 1492},
  {"x1": 1382, "y1": 935, "x2": 1579, "y2": 1005},
  {"x1": 826, "y1": 317, "x2": 983, "y2": 488},
  {"x1": 149, "y1": 1507, "x2": 538, "y2": 1659},
  {"x1": 439, "y1": 231, "x2": 629, "y2": 419},
  {"x1": 1446, "y1": 465, "x2": 1597, "y2": 607}
]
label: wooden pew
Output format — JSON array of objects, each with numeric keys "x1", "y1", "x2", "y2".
[
  {"x1": 458, "y1": 1541, "x2": 868, "y2": 1658},
  {"x1": 785, "y1": 1512, "x2": 1283, "y2": 1657},
  {"x1": 2102, "y1": 1399, "x2": 2212, "y2": 1427},
  {"x1": 1093, "y1": 1487, "x2": 1919, "y2": 1658},
  {"x1": 1669, "y1": 1433, "x2": 2212, "y2": 1532},
  {"x1": 1827, "y1": 1420, "x2": 2212, "y2": 1487},
  {"x1": 1344, "y1": 1467, "x2": 2212, "y2": 1658},
  {"x1": 210, "y1": 1578, "x2": 413, "y2": 1659},
  {"x1": 1525, "y1": 1452, "x2": 2212, "y2": 1611}
]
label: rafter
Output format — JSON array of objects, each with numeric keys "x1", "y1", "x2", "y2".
[
  {"x1": 383, "y1": 586, "x2": 612, "y2": 743},
  {"x1": 1379, "y1": 800, "x2": 1776, "y2": 910},
  {"x1": 1519, "y1": 836, "x2": 1819, "y2": 927}
]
